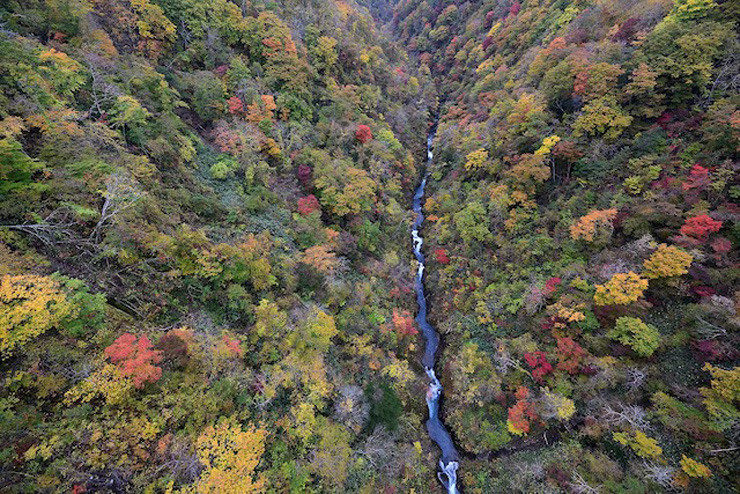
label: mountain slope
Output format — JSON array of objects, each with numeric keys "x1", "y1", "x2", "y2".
[
  {"x1": 393, "y1": 0, "x2": 740, "y2": 491},
  {"x1": 0, "y1": 1, "x2": 443, "y2": 492}
]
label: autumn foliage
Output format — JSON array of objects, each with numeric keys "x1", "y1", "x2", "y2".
[
  {"x1": 104, "y1": 333, "x2": 163, "y2": 388},
  {"x1": 524, "y1": 351, "x2": 553, "y2": 383},
  {"x1": 355, "y1": 124, "x2": 372, "y2": 143},
  {"x1": 593, "y1": 272, "x2": 648, "y2": 306},
  {"x1": 0, "y1": 275, "x2": 71, "y2": 353},
  {"x1": 642, "y1": 244, "x2": 693, "y2": 279},
  {"x1": 193, "y1": 420, "x2": 268, "y2": 493},
  {"x1": 297, "y1": 194, "x2": 321, "y2": 216},
  {"x1": 391, "y1": 309, "x2": 418, "y2": 337},
  {"x1": 555, "y1": 337, "x2": 587, "y2": 374},
  {"x1": 680, "y1": 214, "x2": 723, "y2": 241},
  {"x1": 570, "y1": 209, "x2": 618, "y2": 243},
  {"x1": 507, "y1": 386, "x2": 538, "y2": 435},
  {"x1": 435, "y1": 248, "x2": 450, "y2": 264}
]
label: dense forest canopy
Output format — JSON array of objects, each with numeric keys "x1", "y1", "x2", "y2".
[{"x1": 0, "y1": 0, "x2": 738, "y2": 492}]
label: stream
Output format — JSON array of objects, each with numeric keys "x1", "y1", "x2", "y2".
[{"x1": 412, "y1": 130, "x2": 461, "y2": 494}]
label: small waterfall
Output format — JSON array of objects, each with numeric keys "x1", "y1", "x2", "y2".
[{"x1": 412, "y1": 128, "x2": 461, "y2": 493}]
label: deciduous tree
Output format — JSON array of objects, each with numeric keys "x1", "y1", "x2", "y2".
[
  {"x1": 104, "y1": 333, "x2": 163, "y2": 388},
  {"x1": 594, "y1": 272, "x2": 648, "y2": 306},
  {"x1": 608, "y1": 317, "x2": 661, "y2": 357}
]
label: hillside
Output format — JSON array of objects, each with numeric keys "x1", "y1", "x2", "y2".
[
  {"x1": 395, "y1": 0, "x2": 740, "y2": 492},
  {"x1": 1, "y1": 0, "x2": 739, "y2": 493},
  {"x1": 0, "y1": 0, "x2": 439, "y2": 492}
]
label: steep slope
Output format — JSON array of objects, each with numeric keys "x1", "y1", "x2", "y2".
[
  {"x1": 393, "y1": 0, "x2": 740, "y2": 491},
  {"x1": 0, "y1": 1, "x2": 447, "y2": 492}
]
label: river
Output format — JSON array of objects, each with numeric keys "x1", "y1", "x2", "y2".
[{"x1": 412, "y1": 130, "x2": 461, "y2": 493}]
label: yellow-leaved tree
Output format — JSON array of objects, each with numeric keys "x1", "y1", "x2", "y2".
[
  {"x1": 0, "y1": 275, "x2": 72, "y2": 354},
  {"x1": 594, "y1": 272, "x2": 648, "y2": 306},
  {"x1": 186, "y1": 419, "x2": 268, "y2": 493},
  {"x1": 642, "y1": 244, "x2": 693, "y2": 279}
]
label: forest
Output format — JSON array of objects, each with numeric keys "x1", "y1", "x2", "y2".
[{"x1": 0, "y1": 0, "x2": 738, "y2": 493}]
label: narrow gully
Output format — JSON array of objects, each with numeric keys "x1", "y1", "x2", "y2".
[{"x1": 412, "y1": 128, "x2": 461, "y2": 494}]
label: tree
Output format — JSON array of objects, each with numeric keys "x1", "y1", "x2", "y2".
[
  {"x1": 92, "y1": 171, "x2": 143, "y2": 242},
  {"x1": 109, "y1": 95, "x2": 151, "y2": 144},
  {"x1": 0, "y1": 275, "x2": 71, "y2": 354},
  {"x1": 570, "y1": 209, "x2": 618, "y2": 243},
  {"x1": 286, "y1": 307, "x2": 337, "y2": 358},
  {"x1": 309, "y1": 420, "x2": 352, "y2": 487},
  {"x1": 253, "y1": 298, "x2": 287, "y2": 338},
  {"x1": 524, "y1": 351, "x2": 553, "y2": 383},
  {"x1": 608, "y1": 317, "x2": 661, "y2": 357},
  {"x1": 623, "y1": 62, "x2": 664, "y2": 118},
  {"x1": 191, "y1": 419, "x2": 268, "y2": 493},
  {"x1": 0, "y1": 137, "x2": 48, "y2": 209},
  {"x1": 680, "y1": 455, "x2": 711, "y2": 478},
  {"x1": 700, "y1": 364, "x2": 740, "y2": 431},
  {"x1": 104, "y1": 333, "x2": 163, "y2": 388},
  {"x1": 302, "y1": 245, "x2": 338, "y2": 275},
  {"x1": 642, "y1": 244, "x2": 692, "y2": 279},
  {"x1": 594, "y1": 272, "x2": 648, "y2": 306},
  {"x1": 572, "y1": 96, "x2": 632, "y2": 140},
  {"x1": 127, "y1": 0, "x2": 176, "y2": 57},
  {"x1": 507, "y1": 386, "x2": 538, "y2": 435},
  {"x1": 310, "y1": 36, "x2": 338, "y2": 72},
  {"x1": 613, "y1": 430, "x2": 662, "y2": 459},
  {"x1": 435, "y1": 248, "x2": 450, "y2": 264},
  {"x1": 636, "y1": 19, "x2": 733, "y2": 104},
  {"x1": 671, "y1": 0, "x2": 715, "y2": 22},
  {"x1": 541, "y1": 389, "x2": 575, "y2": 421},
  {"x1": 454, "y1": 201, "x2": 492, "y2": 243},
  {"x1": 464, "y1": 148, "x2": 488, "y2": 170},
  {"x1": 555, "y1": 337, "x2": 586, "y2": 374},
  {"x1": 391, "y1": 309, "x2": 418, "y2": 337},
  {"x1": 680, "y1": 215, "x2": 722, "y2": 241},
  {"x1": 314, "y1": 167, "x2": 377, "y2": 216},
  {"x1": 38, "y1": 47, "x2": 86, "y2": 99},
  {"x1": 297, "y1": 195, "x2": 321, "y2": 216},
  {"x1": 355, "y1": 124, "x2": 373, "y2": 143}
]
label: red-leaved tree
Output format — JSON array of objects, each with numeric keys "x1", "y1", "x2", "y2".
[
  {"x1": 227, "y1": 95, "x2": 244, "y2": 114},
  {"x1": 680, "y1": 215, "x2": 722, "y2": 241},
  {"x1": 298, "y1": 194, "x2": 321, "y2": 216},
  {"x1": 524, "y1": 351, "x2": 553, "y2": 383},
  {"x1": 435, "y1": 248, "x2": 450, "y2": 265},
  {"x1": 105, "y1": 333, "x2": 163, "y2": 388},
  {"x1": 355, "y1": 124, "x2": 372, "y2": 143},
  {"x1": 507, "y1": 386, "x2": 539, "y2": 435},
  {"x1": 392, "y1": 309, "x2": 418, "y2": 337},
  {"x1": 555, "y1": 337, "x2": 587, "y2": 374}
]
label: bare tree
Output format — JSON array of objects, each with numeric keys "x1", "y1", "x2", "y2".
[
  {"x1": 92, "y1": 171, "x2": 143, "y2": 242},
  {"x1": 84, "y1": 53, "x2": 120, "y2": 118},
  {"x1": 494, "y1": 343, "x2": 520, "y2": 375},
  {"x1": 357, "y1": 426, "x2": 413, "y2": 480},
  {"x1": 625, "y1": 367, "x2": 647, "y2": 391},
  {"x1": 334, "y1": 385, "x2": 369, "y2": 433},
  {"x1": 569, "y1": 471, "x2": 601, "y2": 494},
  {"x1": 1, "y1": 208, "x2": 77, "y2": 247},
  {"x1": 641, "y1": 461, "x2": 677, "y2": 490},
  {"x1": 600, "y1": 402, "x2": 651, "y2": 431}
]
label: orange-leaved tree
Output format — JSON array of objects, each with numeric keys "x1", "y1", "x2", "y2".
[
  {"x1": 570, "y1": 208, "x2": 618, "y2": 243},
  {"x1": 104, "y1": 333, "x2": 163, "y2": 388}
]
